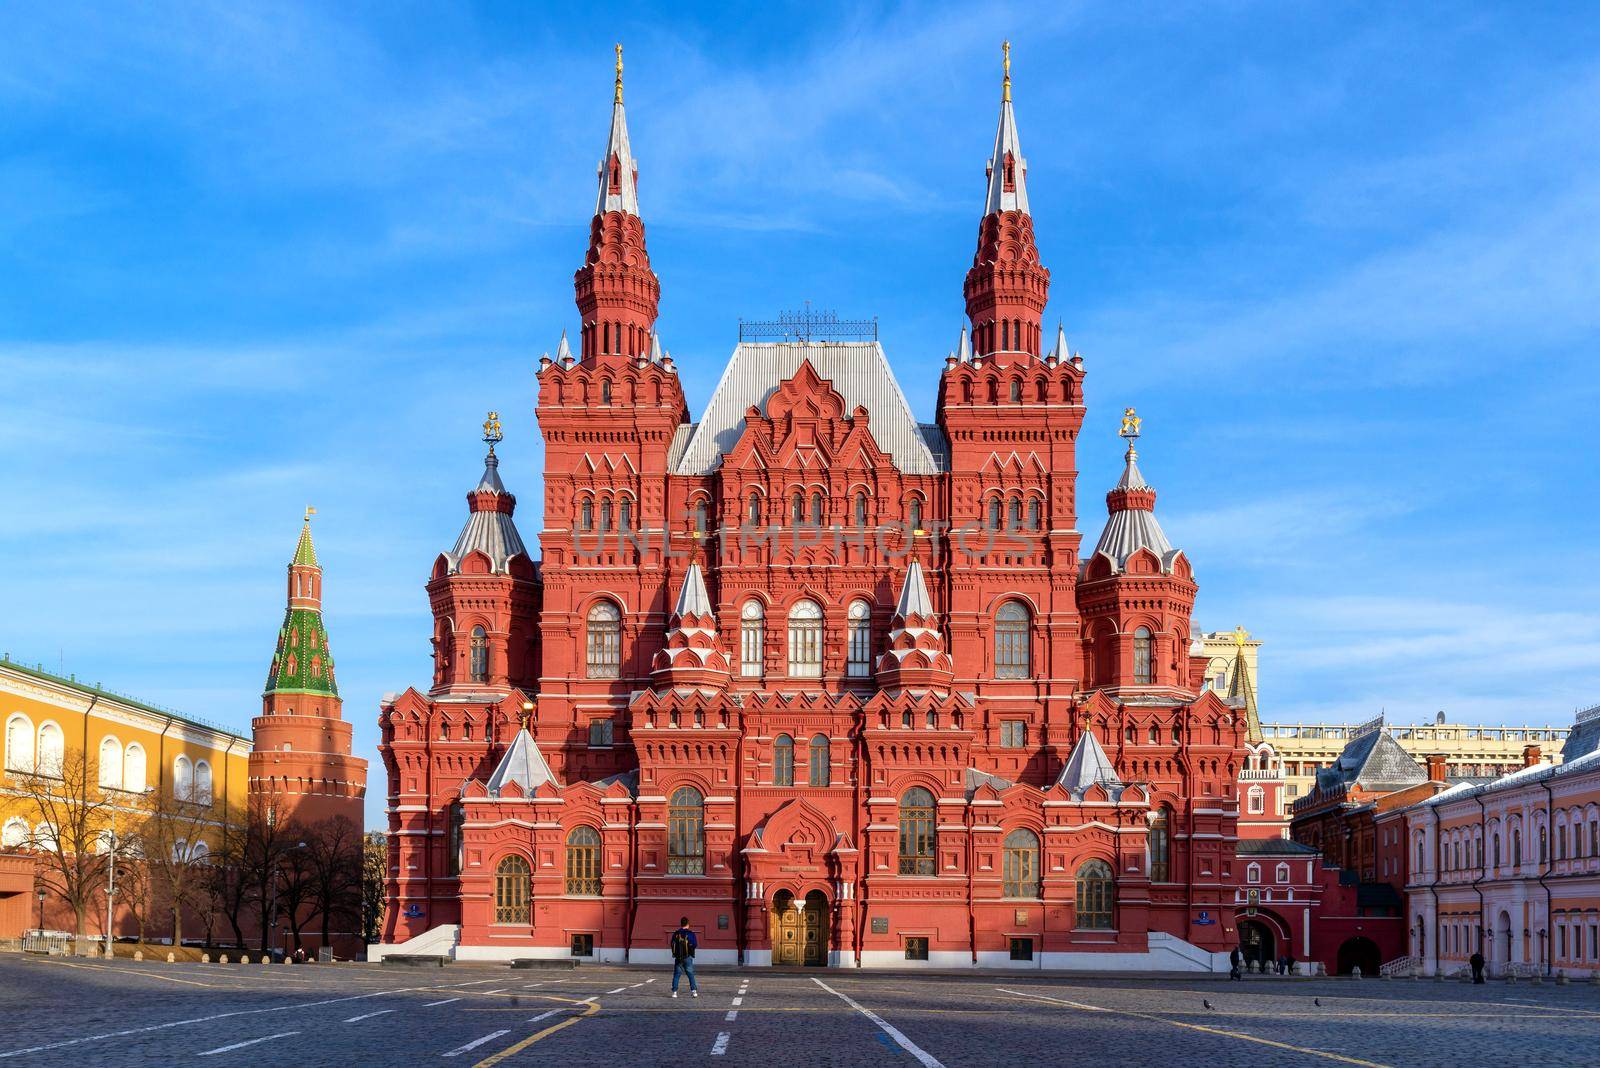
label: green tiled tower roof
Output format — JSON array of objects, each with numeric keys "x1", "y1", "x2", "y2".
[
  {"x1": 292, "y1": 521, "x2": 319, "y2": 567},
  {"x1": 265, "y1": 606, "x2": 338, "y2": 697}
]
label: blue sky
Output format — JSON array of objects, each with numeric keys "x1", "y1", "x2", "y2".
[{"x1": 3, "y1": 2, "x2": 1599, "y2": 829}]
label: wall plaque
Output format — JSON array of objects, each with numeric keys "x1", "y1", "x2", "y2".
[{"x1": 871, "y1": 917, "x2": 889, "y2": 934}]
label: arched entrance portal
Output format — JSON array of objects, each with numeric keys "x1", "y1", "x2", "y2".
[
  {"x1": 771, "y1": 889, "x2": 829, "y2": 966},
  {"x1": 1336, "y1": 936, "x2": 1381, "y2": 976},
  {"x1": 1237, "y1": 919, "x2": 1276, "y2": 972}
]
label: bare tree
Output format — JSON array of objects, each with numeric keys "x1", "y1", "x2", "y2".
[
  {"x1": 139, "y1": 784, "x2": 220, "y2": 947},
  {"x1": 14, "y1": 750, "x2": 116, "y2": 943},
  {"x1": 247, "y1": 794, "x2": 294, "y2": 955},
  {"x1": 277, "y1": 827, "x2": 316, "y2": 953},
  {"x1": 208, "y1": 807, "x2": 254, "y2": 949},
  {"x1": 362, "y1": 831, "x2": 387, "y2": 946},
  {"x1": 305, "y1": 815, "x2": 362, "y2": 953}
]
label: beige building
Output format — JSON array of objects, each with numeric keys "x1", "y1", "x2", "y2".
[{"x1": 1200, "y1": 628, "x2": 1569, "y2": 807}]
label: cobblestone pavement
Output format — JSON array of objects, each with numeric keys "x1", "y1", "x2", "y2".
[{"x1": 3, "y1": 954, "x2": 1598, "y2": 1067}]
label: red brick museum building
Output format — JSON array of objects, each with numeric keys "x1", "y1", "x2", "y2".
[{"x1": 378, "y1": 52, "x2": 1249, "y2": 969}]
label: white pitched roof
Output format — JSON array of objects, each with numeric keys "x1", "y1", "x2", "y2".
[
  {"x1": 984, "y1": 94, "x2": 1029, "y2": 215},
  {"x1": 894, "y1": 560, "x2": 935, "y2": 618},
  {"x1": 673, "y1": 563, "x2": 715, "y2": 618},
  {"x1": 485, "y1": 728, "x2": 559, "y2": 797},
  {"x1": 673, "y1": 342, "x2": 942, "y2": 476},
  {"x1": 595, "y1": 96, "x2": 639, "y2": 217},
  {"x1": 1055, "y1": 730, "x2": 1122, "y2": 791}
]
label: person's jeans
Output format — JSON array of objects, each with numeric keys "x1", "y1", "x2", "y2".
[{"x1": 672, "y1": 956, "x2": 697, "y2": 992}]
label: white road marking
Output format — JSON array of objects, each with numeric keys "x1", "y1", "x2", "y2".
[
  {"x1": 197, "y1": 1032, "x2": 300, "y2": 1056},
  {"x1": 606, "y1": 986, "x2": 627, "y2": 994},
  {"x1": 812, "y1": 978, "x2": 946, "y2": 1068},
  {"x1": 441, "y1": 1030, "x2": 511, "y2": 1058},
  {"x1": 711, "y1": 1032, "x2": 731, "y2": 1056},
  {"x1": 725, "y1": 1010, "x2": 738, "y2": 1022},
  {"x1": 0, "y1": 989, "x2": 413, "y2": 1060},
  {"x1": 480, "y1": 988, "x2": 509, "y2": 995},
  {"x1": 731, "y1": 996, "x2": 743, "y2": 1006},
  {"x1": 644, "y1": 978, "x2": 656, "y2": 984},
  {"x1": 345, "y1": 1009, "x2": 396, "y2": 1023},
  {"x1": 527, "y1": 1008, "x2": 564, "y2": 1024},
  {"x1": 423, "y1": 998, "x2": 462, "y2": 1007},
  {"x1": 452, "y1": 979, "x2": 502, "y2": 987}
]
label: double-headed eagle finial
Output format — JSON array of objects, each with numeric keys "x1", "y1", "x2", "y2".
[
  {"x1": 1003, "y1": 41, "x2": 1011, "y2": 103},
  {"x1": 483, "y1": 410, "x2": 503, "y2": 454},
  {"x1": 614, "y1": 43, "x2": 624, "y2": 105}
]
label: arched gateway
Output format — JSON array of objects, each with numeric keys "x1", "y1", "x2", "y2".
[{"x1": 772, "y1": 889, "x2": 830, "y2": 966}]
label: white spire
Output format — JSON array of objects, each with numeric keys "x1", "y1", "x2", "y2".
[
  {"x1": 984, "y1": 43, "x2": 1029, "y2": 216},
  {"x1": 596, "y1": 44, "x2": 640, "y2": 217},
  {"x1": 957, "y1": 324, "x2": 972, "y2": 363},
  {"x1": 673, "y1": 562, "x2": 715, "y2": 619},
  {"x1": 649, "y1": 330, "x2": 664, "y2": 363},
  {"x1": 894, "y1": 560, "x2": 935, "y2": 619},
  {"x1": 556, "y1": 329, "x2": 572, "y2": 362},
  {"x1": 486, "y1": 726, "x2": 559, "y2": 797},
  {"x1": 1055, "y1": 729, "x2": 1122, "y2": 792},
  {"x1": 1050, "y1": 322, "x2": 1067, "y2": 361}
]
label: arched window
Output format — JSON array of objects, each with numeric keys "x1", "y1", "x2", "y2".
[
  {"x1": 898, "y1": 787, "x2": 936, "y2": 875},
  {"x1": 470, "y1": 626, "x2": 489, "y2": 682},
  {"x1": 809, "y1": 734, "x2": 830, "y2": 787},
  {"x1": 908, "y1": 497, "x2": 924, "y2": 531},
  {"x1": 194, "y1": 760, "x2": 213, "y2": 805},
  {"x1": 566, "y1": 826, "x2": 602, "y2": 896},
  {"x1": 1027, "y1": 499, "x2": 1041, "y2": 530},
  {"x1": 447, "y1": 801, "x2": 464, "y2": 876},
  {"x1": 599, "y1": 499, "x2": 613, "y2": 532},
  {"x1": 600, "y1": 379, "x2": 612, "y2": 405},
  {"x1": 668, "y1": 786, "x2": 705, "y2": 875},
  {"x1": 1247, "y1": 862, "x2": 1261, "y2": 884},
  {"x1": 586, "y1": 602, "x2": 622, "y2": 678},
  {"x1": 854, "y1": 492, "x2": 868, "y2": 526},
  {"x1": 691, "y1": 499, "x2": 708, "y2": 535},
  {"x1": 748, "y1": 492, "x2": 762, "y2": 526},
  {"x1": 1008, "y1": 498, "x2": 1022, "y2": 528},
  {"x1": 1075, "y1": 859, "x2": 1114, "y2": 929},
  {"x1": 773, "y1": 735, "x2": 795, "y2": 786},
  {"x1": 1009, "y1": 379, "x2": 1022, "y2": 403},
  {"x1": 580, "y1": 497, "x2": 594, "y2": 532},
  {"x1": 988, "y1": 498, "x2": 1002, "y2": 530},
  {"x1": 787, "y1": 599, "x2": 823, "y2": 678},
  {"x1": 1247, "y1": 785, "x2": 1265, "y2": 814},
  {"x1": 123, "y1": 743, "x2": 146, "y2": 793},
  {"x1": 1276, "y1": 863, "x2": 1290, "y2": 884},
  {"x1": 1133, "y1": 627, "x2": 1154, "y2": 684},
  {"x1": 98, "y1": 737, "x2": 123, "y2": 790},
  {"x1": 846, "y1": 599, "x2": 873, "y2": 677},
  {"x1": 1003, "y1": 828, "x2": 1041, "y2": 898},
  {"x1": 791, "y1": 492, "x2": 805, "y2": 524},
  {"x1": 619, "y1": 497, "x2": 633, "y2": 531},
  {"x1": 995, "y1": 601, "x2": 1031, "y2": 679},
  {"x1": 810, "y1": 492, "x2": 824, "y2": 526},
  {"x1": 738, "y1": 600, "x2": 765, "y2": 677},
  {"x1": 4, "y1": 715, "x2": 33, "y2": 774},
  {"x1": 494, "y1": 854, "x2": 532, "y2": 924},
  {"x1": 1149, "y1": 807, "x2": 1171, "y2": 882},
  {"x1": 36, "y1": 723, "x2": 63, "y2": 776},
  {"x1": 173, "y1": 755, "x2": 193, "y2": 801},
  {"x1": 1513, "y1": 830, "x2": 1522, "y2": 868},
  {"x1": 1, "y1": 817, "x2": 27, "y2": 849}
]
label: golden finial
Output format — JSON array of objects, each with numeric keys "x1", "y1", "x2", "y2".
[
  {"x1": 1232, "y1": 625, "x2": 1250, "y2": 649},
  {"x1": 1002, "y1": 40, "x2": 1011, "y2": 103},
  {"x1": 303, "y1": 505, "x2": 316, "y2": 525},
  {"x1": 614, "y1": 43, "x2": 624, "y2": 105},
  {"x1": 482, "y1": 410, "x2": 503, "y2": 454},
  {"x1": 1119, "y1": 406, "x2": 1141, "y2": 440}
]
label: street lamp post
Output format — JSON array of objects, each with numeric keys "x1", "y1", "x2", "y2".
[
  {"x1": 104, "y1": 805, "x2": 118, "y2": 959},
  {"x1": 35, "y1": 887, "x2": 45, "y2": 934}
]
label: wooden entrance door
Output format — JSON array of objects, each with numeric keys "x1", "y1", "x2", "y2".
[
  {"x1": 771, "y1": 891, "x2": 803, "y2": 965},
  {"x1": 802, "y1": 890, "x2": 829, "y2": 966}
]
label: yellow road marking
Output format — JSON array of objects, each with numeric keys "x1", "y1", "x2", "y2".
[
  {"x1": 996, "y1": 988, "x2": 1391, "y2": 1068},
  {"x1": 472, "y1": 997, "x2": 600, "y2": 1068},
  {"x1": 28, "y1": 958, "x2": 218, "y2": 988}
]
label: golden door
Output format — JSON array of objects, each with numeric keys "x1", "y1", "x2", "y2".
[
  {"x1": 772, "y1": 893, "x2": 803, "y2": 966},
  {"x1": 801, "y1": 891, "x2": 828, "y2": 966}
]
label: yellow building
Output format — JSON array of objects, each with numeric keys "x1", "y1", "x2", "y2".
[{"x1": 0, "y1": 656, "x2": 250, "y2": 938}]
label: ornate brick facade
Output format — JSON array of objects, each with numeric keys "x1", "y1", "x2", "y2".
[{"x1": 377, "y1": 51, "x2": 1248, "y2": 969}]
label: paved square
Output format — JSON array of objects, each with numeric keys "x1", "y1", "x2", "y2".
[{"x1": 2, "y1": 956, "x2": 1596, "y2": 1067}]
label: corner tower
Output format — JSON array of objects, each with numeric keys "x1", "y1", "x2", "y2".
[{"x1": 251, "y1": 510, "x2": 368, "y2": 827}]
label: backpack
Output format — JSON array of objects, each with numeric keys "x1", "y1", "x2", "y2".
[{"x1": 671, "y1": 931, "x2": 692, "y2": 960}]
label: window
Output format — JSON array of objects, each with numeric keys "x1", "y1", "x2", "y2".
[
  {"x1": 586, "y1": 601, "x2": 622, "y2": 678},
  {"x1": 1246, "y1": 863, "x2": 1261, "y2": 884},
  {"x1": 1513, "y1": 831, "x2": 1521, "y2": 868},
  {"x1": 494, "y1": 855, "x2": 532, "y2": 924},
  {"x1": 995, "y1": 601, "x2": 1030, "y2": 678},
  {"x1": 791, "y1": 493, "x2": 805, "y2": 524},
  {"x1": 846, "y1": 600, "x2": 872, "y2": 677},
  {"x1": 907, "y1": 497, "x2": 924, "y2": 531},
  {"x1": 0, "y1": 817, "x2": 26, "y2": 849},
  {"x1": 988, "y1": 498, "x2": 1002, "y2": 530},
  {"x1": 691, "y1": 500, "x2": 708, "y2": 536},
  {"x1": 1247, "y1": 785, "x2": 1265, "y2": 814},
  {"x1": 787, "y1": 600, "x2": 823, "y2": 677},
  {"x1": 580, "y1": 497, "x2": 594, "y2": 531},
  {"x1": 123, "y1": 743, "x2": 146, "y2": 793},
  {"x1": 174, "y1": 755, "x2": 193, "y2": 801},
  {"x1": 811, "y1": 492, "x2": 825, "y2": 526},
  {"x1": 566, "y1": 826, "x2": 602, "y2": 895},
  {"x1": 194, "y1": 760, "x2": 213, "y2": 805},
  {"x1": 1133, "y1": 627, "x2": 1153, "y2": 684},
  {"x1": 1149, "y1": 808, "x2": 1171, "y2": 882},
  {"x1": 740, "y1": 600, "x2": 765, "y2": 677},
  {"x1": 1000, "y1": 720, "x2": 1027, "y2": 748},
  {"x1": 854, "y1": 492, "x2": 869, "y2": 526},
  {"x1": 600, "y1": 380, "x2": 612, "y2": 405},
  {"x1": 1009, "y1": 937, "x2": 1034, "y2": 961},
  {"x1": 773, "y1": 735, "x2": 795, "y2": 786},
  {"x1": 668, "y1": 786, "x2": 705, "y2": 875},
  {"x1": 571, "y1": 933, "x2": 595, "y2": 957},
  {"x1": 898, "y1": 787, "x2": 937, "y2": 875},
  {"x1": 1075, "y1": 859, "x2": 1114, "y2": 929},
  {"x1": 1009, "y1": 499, "x2": 1022, "y2": 528},
  {"x1": 98, "y1": 737, "x2": 123, "y2": 790},
  {"x1": 748, "y1": 493, "x2": 762, "y2": 526},
  {"x1": 470, "y1": 626, "x2": 489, "y2": 682},
  {"x1": 619, "y1": 497, "x2": 633, "y2": 531},
  {"x1": 1009, "y1": 379, "x2": 1022, "y2": 403},
  {"x1": 598, "y1": 499, "x2": 613, "y2": 533},
  {"x1": 809, "y1": 734, "x2": 830, "y2": 787},
  {"x1": 1003, "y1": 828, "x2": 1040, "y2": 898},
  {"x1": 588, "y1": 719, "x2": 614, "y2": 748},
  {"x1": 1027, "y1": 499, "x2": 1041, "y2": 529},
  {"x1": 36, "y1": 723, "x2": 63, "y2": 776},
  {"x1": 447, "y1": 801, "x2": 464, "y2": 876},
  {"x1": 904, "y1": 937, "x2": 929, "y2": 961},
  {"x1": 4, "y1": 715, "x2": 33, "y2": 773}
]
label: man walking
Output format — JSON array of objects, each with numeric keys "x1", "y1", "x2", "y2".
[
  {"x1": 1470, "y1": 950, "x2": 1485, "y2": 984},
  {"x1": 670, "y1": 916, "x2": 699, "y2": 998},
  {"x1": 1229, "y1": 946, "x2": 1243, "y2": 981}
]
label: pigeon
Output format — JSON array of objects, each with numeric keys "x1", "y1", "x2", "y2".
[
  {"x1": 1314, "y1": 998, "x2": 1322, "y2": 1007},
  {"x1": 1203, "y1": 999, "x2": 1214, "y2": 1010}
]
